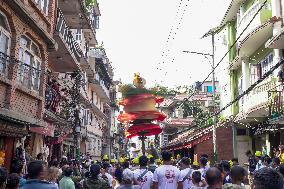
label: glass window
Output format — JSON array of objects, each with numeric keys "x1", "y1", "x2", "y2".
[
  {"x1": 17, "y1": 36, "x2": 41, "y2": 91},
  {"x1": 0, "y1": 12, "x2": 10, "y2": 56},
  {"x1": 34, "y1": 0, "x2": 49, "y2": 15},
  {"x1": 75, "y1": 29, "x2": 82, "y2": 41},
  {"x1": 261, "y1": 53, "x2": 273, "y2": 76},
  {"x1": 250, "y1": 64, "x2": 258, "y2": 84}
]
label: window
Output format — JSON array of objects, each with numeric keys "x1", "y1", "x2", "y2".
[
  {"x1": 237, "y1": 129, "x2": 247, "y2": 136},
  {"x1": 94, "y1": 16, "x2": 100, "y2": 29},
  {"x1": 34, "y1": 0, "x2": 49, "y2": 15},
  {"x1": 75, "y1": 29, "x2": 82, "y2": 41},
  {"x1": 250, "y1": 64, "x2": 259, "y2": 85},
  {"x1": 204, "y1": 86, "x2": 213, "y2": 93},
  {"x1": 18, "y1": 36, "x2": 41, "y2": 91},
  {"x1": 250, "y1": 53, "x2": 273, "y2": 85},
  {"x1": 0, "y1": 12, "x2": 10, "y2": 74},
  {"x1": 91, "y1": 91, "x2": 94, "y2": 103},
  {"x1": 261, "y1": 53, "x2": 273, "y2": 76},
  {"x1": 237, "y1": 77, "x2": 243, "y2": 96}
]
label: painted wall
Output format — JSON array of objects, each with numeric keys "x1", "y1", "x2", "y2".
[
  {"x1": 228, "y1": 21, "x2": 237, "y2": 62},
  {"x1": 215, "y1": 25, "x2": 232, "y2": 118}
]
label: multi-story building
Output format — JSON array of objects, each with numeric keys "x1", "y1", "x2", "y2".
[
  {"x1": 160, "y1": 81, "x2": 235, "y2": 161},
  {"x1": 207, "y1": 0, "x2": 284, "y2": 165},
  {"x1": 0, "y1": 0, "x2": 57, "y2": 168},
  {"x1": 0, "y1": 0, "x2": 116, "y2": 167}
]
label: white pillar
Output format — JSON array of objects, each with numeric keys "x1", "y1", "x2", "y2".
[
  {"x1": 242, "y1": 57, "x2": 250, "y2": 91},
  {"x1": 271, "y1": 0, "x2": 282, "y2": 32}
]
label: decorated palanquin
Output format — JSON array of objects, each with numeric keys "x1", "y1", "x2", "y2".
[{"x1": 118, "y1": 74, "x2": 166, "y2": 139}]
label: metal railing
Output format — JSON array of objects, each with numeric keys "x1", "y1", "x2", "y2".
[
  {"x1": 268, "y1": 90, "x2": 283, "y2": 117},
  {"x1": 95, "y1": 73, "x2": 110, "y2": 98},
  {"x1": 0, "y1": 52, "x2": 11, "y2": 76},
  {"x1": 237, "y1": 1, "x2": 262, "y2": 38},
  {"x1": 17, "y1": 61, "x2": 41, "y2": 91},
  {"x1": 56, "y1": 8, "x2": 83, "y2": 62}
]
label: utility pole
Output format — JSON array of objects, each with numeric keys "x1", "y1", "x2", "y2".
[
  {"x1": 183, "y1": 32, "x2": 218, "y2": 163},
  {"x1": 211, "y1": 33, "x2": 218, "y2": 163}
]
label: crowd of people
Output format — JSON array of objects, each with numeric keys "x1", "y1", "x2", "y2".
[{"x1": 0, "y1": 150, "x2": 283, "y2": 189}]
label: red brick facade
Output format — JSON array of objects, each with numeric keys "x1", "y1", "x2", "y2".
[
  {"x1": 194, "y1": 127, "x2": 234, "y2": 161},
  {"x1": 0, "y1": 0, "x2": 55, "y2": 122},
  {"x1": 0, "y1": 0, "x2": 56, "y2": 168}
]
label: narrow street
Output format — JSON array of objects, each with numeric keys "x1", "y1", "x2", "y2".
[{"x1": 0, "y1": 0, "x2": 283, "y2": 189}]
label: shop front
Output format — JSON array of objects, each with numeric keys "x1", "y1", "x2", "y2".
[
  {"x1": 0, "y1": 119, "x2": 28, "y2": 170},
  {"x1": 250, "y1": 122, "x2": 284, "y2": 156}
]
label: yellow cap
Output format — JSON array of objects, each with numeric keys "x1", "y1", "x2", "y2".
[
  {"x1": 132, "y1": 157, "x2": 139, "y2": 164},
  {"x1": 229, "y1": 160, "x2": 233, "y2": 168},
  {"x1": 103, "y1": 155, "x2": 109, "y2": 160},
  {"x1": 147, "y1": 154, "x2": 154, "y2": 159},
  {"x1": 192, "y1": 161, "x2": 199, "y2": 166},
  {"x1": 110, "y1": 159, "x2": 116, "y2": 163},
  {"x1": 255, "y1": 151, "x2": 262, "y2": 157},
  {"x1": 156, "y1": 159, "x2": 162, "y2": 164},
  {"x1": 119, "y1": 157, "x2": 125, "y2": 163}
]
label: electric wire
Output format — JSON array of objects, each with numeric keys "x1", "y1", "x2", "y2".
[{"x1": 178, "y1": 0, "x2": 268, "y2": 108}]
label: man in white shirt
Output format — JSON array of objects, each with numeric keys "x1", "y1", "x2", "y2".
[
  {"x1": 255, "y1": 151, "x2": 264, "y2": 172},
  {"x1": 133, "y1": 155, "x2": 153, "y2": 189},
  {"x1": 178, "y1": 157, "x2": 193, "y2": 189},
  {"x1": 153, "y1": 151, "x2": 181, "y2": 189},
  {"x1": 198, "y1": 157, "x2": 209, "y2": 178},
  {"x1": 100, "y1": 162, "x2": 113, "y2": 187}
]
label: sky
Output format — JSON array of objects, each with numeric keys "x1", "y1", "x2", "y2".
[{"x1": 97, "y1": 0, "x2": 229, "y2": 88}]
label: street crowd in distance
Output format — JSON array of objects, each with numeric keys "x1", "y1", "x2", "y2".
[{"x1": 0, "y1": 150, "x2": 283, "y2": 189}]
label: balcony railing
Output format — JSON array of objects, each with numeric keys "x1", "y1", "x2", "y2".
[
  {"x1": 237, "y1": 1, "x2": 262, "y2": 40},
  {"x1": 95, "y1": 73, "x2": 110, "y2": 98},
  {"x1": 45, "y1": 80, "x2": 61, "y2": 113},
  {"x1": 17, "y1": 61, "x2": 41, "y2": 91},
  {"x1": 268, "y1": 91, "x2": 283, "y2": 117},
  {"x1": 56, "y1": 8, "x2": 83, "y2": 62},
  {"x1": 0, "y1": 52, "x2": 11, "y2": 76},
  {"x1": 240, "y1": 79, "x2": 276, "y2": 112}
]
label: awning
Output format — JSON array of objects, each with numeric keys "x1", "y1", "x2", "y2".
[
  {"x1": 30, "y1": 122, "x2": 55, "y2": 137},
  {"x1": 0, "y1": 119, "x2": 27, "y2": 137}
]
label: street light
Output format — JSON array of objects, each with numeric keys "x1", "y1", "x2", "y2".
[{"x1": 183, "y1": 33, "x2": 218, "y2": 162}]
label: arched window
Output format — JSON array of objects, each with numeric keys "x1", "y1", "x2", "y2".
[
  {"x1": 17, "y1": 36, "x2": 41, "y2": 91},
  {"x1": 0, "y1": 12, "x2": 10, "y2": 55},
  {"x1": 0, "y1": 12, "x2": 11, "y2": 75}
]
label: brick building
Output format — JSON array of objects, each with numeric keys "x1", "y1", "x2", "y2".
[
  {"x1": 0, "y1": 0, "x2": 116, "y2": 168},
  {"x1": 0, "y1": 0, "x2": 56, "y2": 168}
]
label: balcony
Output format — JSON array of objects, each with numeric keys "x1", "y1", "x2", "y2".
[
  {"x1": 58, "y1": 0, "x2": 99, "y2": 46},
  {"x1": 89, "y1": 59, "x2": 111, "y2": 102},
  {"x1": 49, "y1": 8, "x2": 83, "y2": 72},
  {"x1": 236, "y1": 1, "x2": 272, "y2": 57},
  {"x1": 17, "y1": 60, "x2": 41, "y2": 91},
  {"x1": 0, "y1": 52, "x2": 11, "y2": 76},
  {"x1": 239, "y1": 78, "x2": 276, "y2": 118}
]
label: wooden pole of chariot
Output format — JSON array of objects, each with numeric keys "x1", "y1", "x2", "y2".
[{"x1": 139, "y1": 134, "x2": 146, "y2": 155}]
